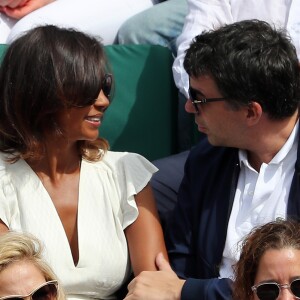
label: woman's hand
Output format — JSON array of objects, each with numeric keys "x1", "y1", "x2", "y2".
[{"x1": 0, "y1": 0, "x2": 55, "y2": 19}]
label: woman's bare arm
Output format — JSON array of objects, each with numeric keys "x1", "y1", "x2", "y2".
[{"x1": 125, "y1": 183, "x2": 168, "y2": 275}]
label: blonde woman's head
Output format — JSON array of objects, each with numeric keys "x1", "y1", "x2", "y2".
[{"x1": 0, "y1": 231, "x2": 65, "y2": 300}]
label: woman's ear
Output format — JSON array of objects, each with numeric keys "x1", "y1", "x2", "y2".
[{"x1": 245, "y1": 101, "x2": 263, "y2": 126}]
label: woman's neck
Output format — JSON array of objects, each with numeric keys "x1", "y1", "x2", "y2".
[{"x1": 27, "y1": 139, "x2": 81, "y2": 182}]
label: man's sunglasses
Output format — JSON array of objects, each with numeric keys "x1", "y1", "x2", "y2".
[
  {"x1": 252, "y1": 278, "x2": 300, "y2": 300},
  {"x1": 0, "y1": 280, "x2": 58, "y2": 300},
  {"x1": 188, "y1": 86, "x2": 227, "y2": 113}
]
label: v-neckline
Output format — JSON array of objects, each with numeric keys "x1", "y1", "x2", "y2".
[{"x1": 11, "y1": 158, "x2": 83, "y2": 268}]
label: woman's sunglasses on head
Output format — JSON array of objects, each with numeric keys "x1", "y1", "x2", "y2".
[
  {"x1": 0, "y1": 280, "x2": 58, "y2": 300},
  {"x1": 252, "y1": 278, "x2": 300, "y2": 300}
]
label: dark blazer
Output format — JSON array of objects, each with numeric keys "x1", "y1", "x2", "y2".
[{"x1": 165, "y1": 132, "x2": 300, "y2": 300}]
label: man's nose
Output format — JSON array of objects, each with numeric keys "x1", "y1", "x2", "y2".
[{"x1": 185, "y1": 98, "x2": 198, "y2": 114}]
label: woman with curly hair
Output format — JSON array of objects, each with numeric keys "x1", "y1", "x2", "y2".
[{"x1": 233, "y1": 219, "x2": 300, "y2": 300}]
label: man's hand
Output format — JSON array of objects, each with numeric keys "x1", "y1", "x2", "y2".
[
  {"x1": 124, "y1": 253, "x2": 185, "y2": 300},
  {"x1": 0, "y1": 0, "x2": 55, "y2": 19}
]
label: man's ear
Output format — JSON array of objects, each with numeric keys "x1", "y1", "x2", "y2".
[{"x1": 245, "y1": 101, "x2": 263, "y2": 126}]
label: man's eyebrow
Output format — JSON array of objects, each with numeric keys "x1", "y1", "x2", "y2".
[{"x1": 190, "y1": 86, "x2": 206, "y2": 97}]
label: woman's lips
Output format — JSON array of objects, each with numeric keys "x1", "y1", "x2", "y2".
[{"x1": 85, "y1": 116, "x2": 101, "y2": 126}]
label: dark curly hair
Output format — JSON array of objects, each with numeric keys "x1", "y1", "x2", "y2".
[
  {"x1": 184, "y1": 19, "x2": 300, "y2": 118},
  {"x1": 0, "y1": 25, "x2": 110, "y2": 162},
  {"x1": 232, "y1": 219, "x2": 300, "y2": 300}
]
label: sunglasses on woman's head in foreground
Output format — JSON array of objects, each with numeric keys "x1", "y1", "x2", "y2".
[
  {"x1": 0, "y1": 280, "x2": 58, "y2": 300},
  {"x1": 252, "y1": 278, "x2": 300, "y2": 300}
]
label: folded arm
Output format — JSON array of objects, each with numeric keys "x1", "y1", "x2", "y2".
[{"x1": 0, "y1": 0, "x2": 55, "y2": 19}]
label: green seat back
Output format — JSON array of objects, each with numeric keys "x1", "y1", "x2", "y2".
[
  {"x1": 103, "y1": 45, "x2": 177, "y2": 160},
  {"x1": 0, "y1": 44, "x2": 7, "y2": 62},
  {"x1": 0, "y1": 44, "x2": 178, "y2": 160}
]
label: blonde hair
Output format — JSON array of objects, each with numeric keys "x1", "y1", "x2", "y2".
[{"x1": 0, "y1": 231, "x2": 65, "y2": 300}]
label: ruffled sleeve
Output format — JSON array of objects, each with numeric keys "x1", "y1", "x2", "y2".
[{"x1": 110, "y1": 152, "x2": 158, "y2": 229}]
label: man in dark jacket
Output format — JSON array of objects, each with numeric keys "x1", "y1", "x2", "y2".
[{"x1": 124, "y1": 19, "x2": 300, "y2": 300}]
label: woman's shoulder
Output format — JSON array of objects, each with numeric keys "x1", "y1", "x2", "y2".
[
  {"x1": 103, "y1": 150, "x2": 129, "y2": 161},
  {"x1": 0, "y1": 153, "x2": 17, "y2": 200},
  {"x1": 84, "y1": 150, "x2": 157, "y2": 173},
  {"x1": 0, "y1": 153, "x2": 9, "y2": 178},
  {"x1": 90, "y1": 150, "x2": 150, "y2": 165},
  {"x1": 104, "y1": 150, "x2": 146, "y2": 162},
  {"x1": 0, "y1": 153, "x2": 29, "y2": 184}
]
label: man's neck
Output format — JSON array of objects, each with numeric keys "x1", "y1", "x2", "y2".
[{"x1": 246, "y1": 112, "x2": 299, "y2": 171}]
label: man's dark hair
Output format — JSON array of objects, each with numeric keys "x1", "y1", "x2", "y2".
[{"x1": 184, "y1": 19, "x2": 300, "y2": 119}]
